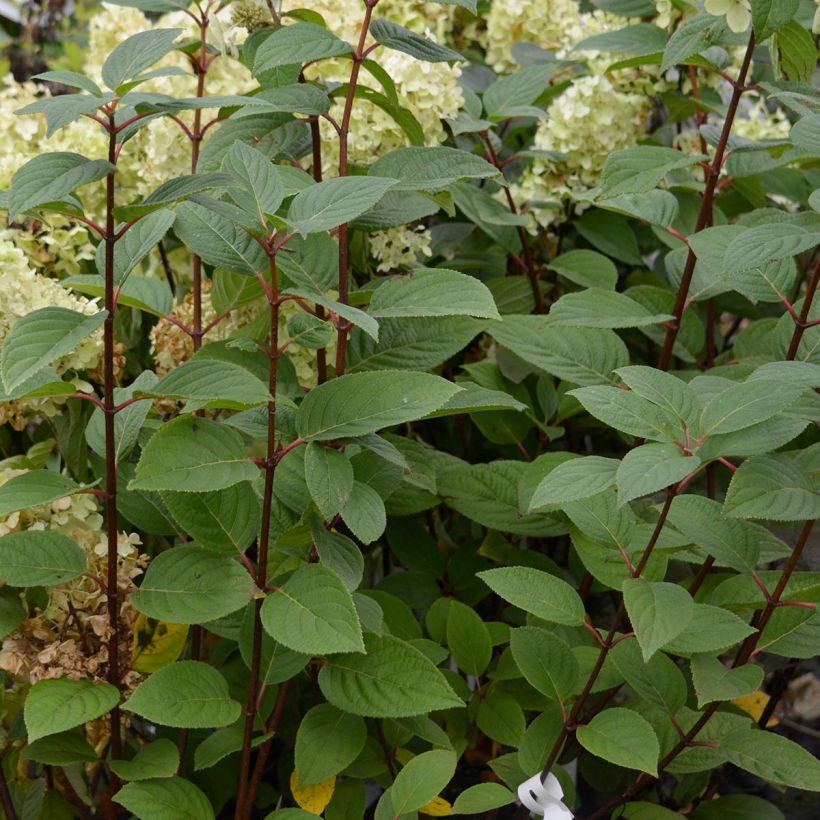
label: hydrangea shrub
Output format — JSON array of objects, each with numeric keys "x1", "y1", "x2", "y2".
[{"x1": 0, "y1": 0, "x2": 819, "y2": 818}]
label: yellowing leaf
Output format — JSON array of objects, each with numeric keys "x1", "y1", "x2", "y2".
[
  {"x1": 131, "y1": 614, "x2": 188, "y2": 673},
  {"x1": 732, "y1": 690, "x2": 780, "y2": 727},
  {"x1": 420, "y1": 795, "x2": 453, "y2": 816},
  {"x1": 290, "y1": 770, "x2": 335, "y2": 815}
]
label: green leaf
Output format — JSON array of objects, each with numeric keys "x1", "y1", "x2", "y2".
[
  {"x1": 616, "y1": 366, "x2": 700, "y2": 428},
  {"x1": 452, "y1": 783, "x2": 515, "y2": 814},
  {"x1": 114, "y1": 777, "x2": 214, "y2": 820},
  {"x1": 109, "y1": 208, "x2": 175, "y2": 285},
  {"x1": 24, "y1": 733, "x2": 98, "y2": 766},
  {"x1": 689, "y1": 225, "x2": 797, "y2": 304},
  {"x1": 663, "y1": 603, "x2": 755, "y2": 656},
  {"x1": 222, "y1": 140, "x2": 284, "y2": 224},
  {"x1": 0, "y1": 530, "x2": 86, "y2": 587},
  {"x1": 791, "y1": 115, "x2": 820, "y2": 154},
  {"x1": 0, "y1": 470, "x2": 85, "y2": 517},
  {"x1": 110, "y1": 739, "x2": 179, "y2": 781},
  {"x1": 16, "y1": 93, "x2": 115, "y2": 138},
  {"x1": 751, "y1": 0, "x2": 800, "y2": 41},
  {"x1": 616, "y1": 444, "x2": 698, "y2": 505},
  {"x1": 528, "y1": 456, "x2": 618, "y2": 510},
  {"x1": 775, "y1": 21, "x2": 816, "y2": 82},
  {"x1": 131, "y1": 546, "x2": 253, "y2": 624},
  {"x1": 518, "y1": 710, "x2": 564, "y2": 776},
  {"x1": 287, "y1": 176, "x2": 398, "y2": 236},
  {"x1": 439, "y1": 460, "x2": 564, "y2": 537},
  {"x1": 0, "y1": 588, "x2": 25, "y2": 641},
  {"x1": 479, "y1": 567, "x2": 584, "y2": 626},
  {"x1": 286, "y1": 313, "x2": 334, "y2": 349},
  {"x1": 477, "y1": 692, "x2": 526, "y2": 746},
  {"x1": 143, "y1": 359, "x2": 270, "y2": 410},
  {"x1": 370, "y1": 19, "x2": 463, "y2": 62},
  {"x1": 340, "y1": 480, "x2": 387, "y2": 544},
  {"x1": 369, "y1": 268, "x2": 500, "y2": 320},
  {"x1": 115, "y1": 173, "x2": 236, "y2": 221},
  {"x1": 65, "y1": 273, "x2": 172, "y2": 317},
  {"x1": 261, "y1": 564, "x2": 364, "y2": 654},
  {"x1": 427, "y1": 382, "x2": 527, "y2": 418},
  {"x1": 447, "y1": 599, "x2": 492, "y2": 677},
  {"x1": 31, "y1": 70, "x2": 103, "y2": 95},
  {"x1": 548, "y1": 288, "x2": 673, "y2": 329},
  {"x1": 691, "y1": 655, "x2": 763, "y2": 707},
  {"x1": 318, "y1": 633, "x2": 463, "y2": 717},
  {"x1": 232, "y1": 85, "x2": 330, "y2": 117},
  {"x1": 129, "y1": 416, "x2": 258, "y2": 492},
  {"x1": 570, "y1": 385, "x2": 683, "y2": 441},
  {"x1": 125, "y1": 660, "x2": 241, "y2": 728},
  {"x1": 661, "y1": 13, "x2": 729, "y2": 72},
  {"x1": 691, "y1": 795, "x2": 786, "y2": 820},
  {"x1": 597, "y1": 189, "x2": 680, "y2": 228},
  {"x1": 577, "y1": 708, "x2": 659, "y2": 775},
  {"x1": 252, "y1": 22, "x2": 352, "y2": 75},
  {"x1": 699, "y1": 379, "x2": 806, "y2": 437},
  {"x1": 600, "y1": 146, "x2": 703, "y2": 198},
  {"x1": 550, "y1": 249, "x2": 618, "y2": 291},
  {"x1": 483, "y1": 64, "x2": 554, "y2": 120},
  {"x1": 162, "y1": 484, "x2": 259, "y2": 554},
  {"x1": 1, "y1": 307, "x2": 106, "y2": 393},
  {"x1": 724, "y1": 223, "x2": 820, "y2": 272},
  {"x1": 724, "y1": 454, "x2": 820, "y2": 521},
  {"x1": 304, "y1": 442, "x2": 354, "y2": 519},
  {"x1": 369, "y1": 146, "x2": 498, "y2": 192},
  {"x1": 575, "y1": 23, "x2": 668, "y2": 55},
  {"x1": 297, "y1": 371, "x2": 460, "y2": 440},
  {"x1": 294, "y1": 704, "x2": 367, "y2": 788},
  {"x1": 346, "y1": 315, "x2": 483, "y2": 372},
  {"x1": 666, "y1": 495, "x2": 765, "y2": 572},
  {"x1": 312, "y1": 526, "x2": 364, "y2": 592},
  {"x1": 622, "y1": 578, "x2": 693, "y2": 660},
  {"x1": 391, "y1": 750, "x2": 457, "y2": 814},
  {"x1": 285, "y1": 288, "x2": 379, "y2": 342},
  {"x1": 509, "y1": 627, "x2": 578, "y2": 704},
  {"x1": 609, "y1": 638, "x2": 688, "y2": 713},
  {"x1": 101, "y1": 28, "x2": 182, "y2": 90},
  {"x1": 25, "y1": 679, "x2": 120, "y2": 742},
  {"x1": 489, "y1": 317, "x2": 628, "y2": 386},
  {"x1": 9, "y1": 152, "x2": 113, "y2": 218},
  {"x1": 721, "y1": 728, "x2": 820, "y2": 790},
  {"x1": 174, "y1": 200, "x2": 268, "y2": 276},
  {"x1": 86, "y1": 370, "x2": 157, "y2": 462},
  {"x1": 193, "y1": 726, "x2": 270, "y2": 771}
]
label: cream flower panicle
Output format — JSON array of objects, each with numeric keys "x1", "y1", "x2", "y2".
[
  {"x1": 705, "y1": 0, "x2": 752, "y2": 33},
  {"x1": 370, "y1": 225, "x2": 433, "y2": 272}
]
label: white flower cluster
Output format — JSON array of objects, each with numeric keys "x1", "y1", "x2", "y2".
[
  {"x1": 484, "y1": 0, "x2": 624, "y2": 72},
  {"x1": 369, "y1": 224, "x2": 433, "y2": 272},
  {"x1": 302, "y1": 0, "x2": 463, "y2": 174},
  {"x1": 0, "y1": 239, "x2": 102, "y2": 429},
  {"x1": 512, "y1": 74, "x2": 650, "y2": 228}
]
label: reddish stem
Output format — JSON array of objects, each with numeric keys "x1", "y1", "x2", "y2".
[
  {"x1": 102, "y1": 114, "x2": 122, "y2": 761},
  {"x1": 235, "y1": 254, "x2": 280, "y2": 820},
  {"x1": 480, "y1": 132, "x2": 545, "y2": 312},
  {"x1": 334, "y1": 0, "x2": 380, "y2": 376},
  {"x1": 657, "y1": 34, "x2": 755, "y2": 371},
  {"x1": 539, "y1": 491, "x2": 676, "y2": 781},
  {"x1": 787, "y1": 258, "x2": 820, "y2": 360}
]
